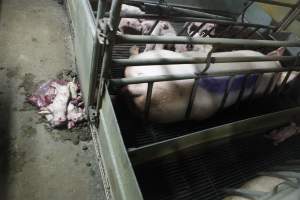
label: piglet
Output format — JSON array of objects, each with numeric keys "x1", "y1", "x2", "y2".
[
  {"x1": 67, "y1": 103, "x2": 86, "y2": 129},
  {"x1": 142, "y1": 21, "x2": 187, "y2": 52},
  {"x1": 39, "y1": 81, "x2": 74, "y2": 127},
  {"x1": 118, "y1": 4, "x2": 145, "y2": 34},
  {"x1": 265, "y1": 122, "x2": 300, "y2": 145}
]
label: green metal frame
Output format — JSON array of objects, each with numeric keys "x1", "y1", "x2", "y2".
[{"x1": 67, "y1": 0, "x2": 300, "y2": 199}]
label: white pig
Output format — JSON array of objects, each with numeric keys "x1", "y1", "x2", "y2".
[
  {"x1": 124, "y1": 47, "x2": 286, "y2": 123},
  {"x1": 223, "y1": 176, "x2": 285, "y2": 200},
  {"x1": 186, "y1": 22, "x2": 217, "y2": 53},
  {"x1": 118, "y1": 4, "x2": 145, "y2": 34}
]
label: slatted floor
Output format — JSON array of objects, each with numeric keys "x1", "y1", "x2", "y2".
[{"x1": 134, "y1": 133, "x2": 300, "y2": 200}]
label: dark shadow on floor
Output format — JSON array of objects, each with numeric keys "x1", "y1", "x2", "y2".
[{"x1": 0, "y1": 87, "x2": 11, "y2": 200}]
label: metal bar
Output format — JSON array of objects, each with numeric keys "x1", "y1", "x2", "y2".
[
  {"x1": 276, "y1": 0, "x2": 300, "y2": 32},
  {"x1": 245, "y1": 27, "x2": 260, "y2": 38},
  {"x1": 277, "y1": 71, "x2": 292, "y2": 95},
  {"x1": 190, "y1": 22, "x2": 206, "y2": 37},
  {"x1": 185, "y1": 78, "x2": 199, "y2": 119},
  {"x1": 263, "y1": 73, "x2": 277, "y2": 96},
  {"x1": 250, "y1": 0, "x2": 295, "y2": 8},
  {"x1": 144, "y1": 82, "x2": 153, "y2": 119},
  {"x1": 232, "y1": 26, "x2": 248, "y2": 38},
  {"x1": 113, "y1": 14, "x2": 276, "y2": 30},
  {"x1": 215, "y1": 25, "x2": 233, "y2": 37},
  {"x1": 89, "y1": 0, "x2": 107, "y2": 106},
  {"x1": 113, "y1": 56, "x2": 300, "y2": 66},
  {"x1": 143, "y1": 2, "x2": 233, "y2": 21},
  {"x1": 116, "y1": 34, "x2": 300, "y2": 47},
  {"x1": 110, "y1": 67, "x2": 300, "y2": 86},
  {"x1": 128, "y1": 106, "x2": 300, "y2": 165},
  {"x1": 247, "y1": 73, "x2": 263, "y2": 102},
  {"x1": 178, "y1": 22, "x2": 191, "y2": 36},
  {"x1": 146, "y1": 19, "x2": 159, "y2": 35},
  {"x1": 218, "y1": 76, "x2": 235, "y2": 111},
  {"x1": 235, "y1": 74, "x2": 250, "y2": 107},
  {"x1": 96, "y1": 0, "x2": 123, "y2": 110}
]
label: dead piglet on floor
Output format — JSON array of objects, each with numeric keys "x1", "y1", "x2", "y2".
[
  {"x1": 143, "y1": 21, "x2": 187, "y2": 52},
  {"x1": 27, "y1": 80, "x2": 67, "y2": 108},
  {"x1": 67, "y1": 103, "x2": 86, "y2": 129},
  {"x1": 39, "y1": 82, "x2": 71, "y2": 127}
]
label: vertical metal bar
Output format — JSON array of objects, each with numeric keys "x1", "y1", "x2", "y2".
[
  {"x1": 185, "y1": 78, "x2": 199, "y2": 119},
  {"x1": 277, "y1": 71, "x2": 292, "y2": 95},
  {"x1": 218, "y1": 76, "x2": 235, "y2": 111},
  {"x1": 263, "y1": 73, "x2": 277, "y2": 96},
  {"x1": 178, "y1": 22, "x2": 191, "y2": 36},
  {"x1": 89, "y1": 0, "x2": 107, "y2": 106},
  {"x1": 147, "y1": 19, "x2": 160, "y2": 35},
  {"x1": 276, "y1": 0, "x2": 300, "y2": 32},
  {"x1": 202, "y1": 25, "x2": 215, "y2": 37},
  {"x1": 190, "y1": 23, "x2": 206, "y2": 37},
  {"x1": 144, "y1": 82, "x2": 154, "y2": 119},
  {"x1": 232, "y1": 26, "x2": 248, "y2": 38},
  {"x1": 248, "y1": 73, "x2": 263, "y2": 102},
  {"x1": 216, "y1": 25, "x2": 233, "y2": 37},
  {"x1": 235, "y1": 74, "x2": 250, "y2": 108},
  {"x1": 245, "y1": 27, "x2": 260, "y2": 38},
  {"x1": 96, "y1": 0, "x2": 123, "y2": 111}
]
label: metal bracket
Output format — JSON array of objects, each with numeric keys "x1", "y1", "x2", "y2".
[{"x1": 88, "y1": 106, "x2": 98, "y2": 124}]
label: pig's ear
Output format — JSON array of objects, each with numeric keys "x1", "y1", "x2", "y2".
[{"x1": 267, "y1": 47, "x2": 285, "y2": 57}]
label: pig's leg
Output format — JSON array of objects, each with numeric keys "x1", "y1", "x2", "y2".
[{"x1": 265, "y1": 122, "x2": 300, "y2": 145}]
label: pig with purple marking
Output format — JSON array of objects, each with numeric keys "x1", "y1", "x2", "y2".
[{"x1": 123, "y1": 47, "x2": 294, "y2": 123}]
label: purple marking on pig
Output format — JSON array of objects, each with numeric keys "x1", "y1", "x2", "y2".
[{"x1": 198, "y1": 74, "x2": 258, "y2": 94}]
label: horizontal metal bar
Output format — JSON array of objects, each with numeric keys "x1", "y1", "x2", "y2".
[
  {"x1": 113, "y1": 56, "x2": 299, "y2": 66},
  {"x1": 110, "y1": 14, "x2": 276, "y2": 29},
  {"x1": 128, "y1": 106, "x2": 300, "y2": 165},
  {"x1": 250, "y1": 0, "x2": 295, "y2": 8},
  {"x1": 116, "y1": 34, "x2": 300, "y2": 47},
  {"x1": 110, "y1": 68, "x2": 300, "y2": 86}
]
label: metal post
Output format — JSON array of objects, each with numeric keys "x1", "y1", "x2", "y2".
[
  {"x1": 96, "y1": 0, "x2": 123, "y2": 111},
  {"x1": 276, "y1": 0, "x2": 300, "y2": 32},
  {"x1": 89, "y1": 0, "x2": 107, "y2": 107}
]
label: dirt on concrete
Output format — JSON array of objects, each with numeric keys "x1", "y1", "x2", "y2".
[{"x1": 0, "y1": 0, "x2": 105, "y2": 199}]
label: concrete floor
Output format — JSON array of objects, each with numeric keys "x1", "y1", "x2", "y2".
[{"x1": 0, "y1": 0, "x2": 106, "y2": 199}]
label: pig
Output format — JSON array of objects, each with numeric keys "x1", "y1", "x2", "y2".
[
  {"x1": 186, "y1": 22, "x2": 217, "y2": 53},
  {"x1": 223, "y1": 176, "x2": 285, "y2": 200},
  {"x1": 265, "y1": 122, "x2": 300, "y2": 145},
  {"x1": 142, "y1": 21, "x2": 187, "y2": 53},
  {"x1": 67, "y1": 103, "x2": 86, "y2": 129},
  {"x1": 118, "y1": 4, "x2": 145, "y2": 34},
  {"x1": 39, "y1": 82, "x2": 71, "y2": 127},
  {"x1": 124, "y1": 47, "x2": 287, "y2": 123}
]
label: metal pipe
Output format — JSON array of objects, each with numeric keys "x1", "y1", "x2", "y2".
[
  {"x1": 143, "y1": 2, "x2": 233, "y2": 21},
  {"x1": 249, "y1": 0, "x2": 295, "y2": 8},
  {"x1": 185, "y1": 78, "x2": 199, "y2": 119},
  {"x1": 263, "y1": 73, "x2": 277, "y2": 96},
  {"x1": 113, "y1": 56, "x2": 300, "y2": 66},
  {"x1": 111, "y1": 14, "x2": 276, "y2": 30},
  {"x1": 144, "y1": 82, "x2": 153, "y2": 119},
  {"x1": 218, "y1": 76, "x2": 235, "y2": 111},
  {"x1": 96, "y1": 0, "x2": 123, "y2": 110},
  {"x1": 128, "y1": 107, "x2": 300, "y2": 165},
  {"x1": 247, "y1": 73, "x2": 263, "y2": 103},
  {"x1": 235, "y1": 74, "x2": 250, "y2": 108},
  {"x1": 89, "y1": 0, "x2": 107, "y2": 106},
  {"x1": 276, "y1": 0, "x2": 300, "y2": 32},
  {"x1": 116, "y1": 34, "x2": 300, "y2": 47},
  {"x1": 110, "y1": 68, "x2": 300, "y2": 86},
  {"x1": 277, "y1": 71, "x2": 292, "y2": 95}
]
